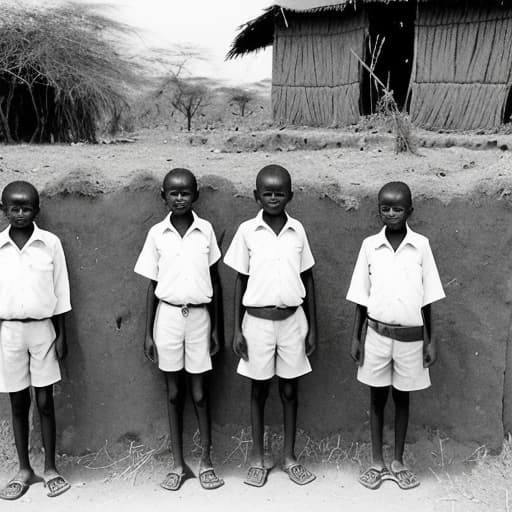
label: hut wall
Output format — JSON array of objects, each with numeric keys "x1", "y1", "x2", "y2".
[
  {"x1": 272, "y1": 10, "x2": 367, "y2": 126},
  {"x1": 410, "y1": 4, "x2": 512, "y2": 130}
]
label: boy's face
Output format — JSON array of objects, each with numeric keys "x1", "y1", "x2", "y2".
[
  {"x1": 161, "y1": 173, "x2": 198, "y2": 216},
  {"x1": 254, "y1": 173, "x2": 293, "y2": 216},
  {"x1": 2, "y1": 190, "x2": 39, "y2": 229},
  {"x1": 378, "y1": 189, "x2": 412, "y2": 231}
]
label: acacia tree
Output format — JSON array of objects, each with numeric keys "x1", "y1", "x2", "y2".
[
  {"x1": 0, "y1": 2, "x2": 138, "y2": 143},
  {"x1": 160, "y1": 77, "x2": 209, "y2": 131},
  {"x1": 229, "y1": 89, "x2": 254, "y2": 117}
]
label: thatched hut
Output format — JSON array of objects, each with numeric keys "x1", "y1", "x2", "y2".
[{"x1": 228, "y1": 0, "x2": 512, "y2": 130}]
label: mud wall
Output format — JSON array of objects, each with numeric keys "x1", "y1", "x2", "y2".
[{"x1": 1, "y1": 175, "x2": 511, "y2": 453}]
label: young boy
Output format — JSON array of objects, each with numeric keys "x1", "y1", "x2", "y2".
[
  {"x1": 347, "y1": 181, "x2": 445, "y2": 490},
  {"x1": 134, "y1": 168, "x2": 224, "y2": 491},
  {"x1": 0, "y1": 181, "x2": 71, "y2": 500},
  {"x1": 224, "y1": 164, "x2": 317, "y2": 487}
]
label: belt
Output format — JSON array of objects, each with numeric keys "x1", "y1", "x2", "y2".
[
  {"x1": 367, "y1": 317, "x2": 423, "y2": 342},
  {"x1": 0, "y1": 317, "x2": 48, "y2": 323},
  {"x1": 246, "y1": 306, "x2": 297, "y2": 321},
  {"x1": 160, "y1": 300, "x2": 206, "y2": 318}
]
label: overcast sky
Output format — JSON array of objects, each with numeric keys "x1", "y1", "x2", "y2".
[{"x1": 82, "y1": 0, "x2": 274, "y2": 85}]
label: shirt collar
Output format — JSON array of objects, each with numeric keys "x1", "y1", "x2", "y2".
[
  {"x1": 0, "y1": 223, "x2": 46, "y2": 248},
  {"x1": 254, "y1": 209, "x2": 299, "y2": 235},
  {"x1": 161, "y1": 211, "x2": 209, "y2": 237},
  {"x1": 373, "y1": 223, "x2": 421, "y2": 250}
]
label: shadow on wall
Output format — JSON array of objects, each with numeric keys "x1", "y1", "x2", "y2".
[{"x1": 1, "y1": 174, "x2": 511, "y2": 453}]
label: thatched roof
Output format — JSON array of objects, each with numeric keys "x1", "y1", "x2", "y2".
[{"x1": 226, "y1": 0, "x2": 511, "y2": 58}]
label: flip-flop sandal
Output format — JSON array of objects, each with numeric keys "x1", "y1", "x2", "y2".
[
  {"x1": 283, "y1": 463, "x2": 316, "y2": 486},
  {"x1": 45, "y1": 475, "x2": 71, "y2": 498},
  {"x1": 198, "y1": 468, "x2": 224, "y2": 490},
  {"x1": 0, "y1": 480, "x2": 30, "y2": 500},
  {"x1": 358, "y1": 466, "x2": 389, "y2": 490},
  {"x1": 389, "y1": 467, "x2": 420, "y2": 490},
  {"x1": 244, "y1": 466, "x2": 269, "y2": 487},
  {"x1": 160, "y1": 471, "x2": 188, "y2": 491}
]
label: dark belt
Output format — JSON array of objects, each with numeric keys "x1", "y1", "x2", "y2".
[
  {"x1": 367, "y1": 317, "x2": 423, "y2": 342},
  {"x1": 0, "y1": 317, "x2": 48, "y2": 323},
  {"x1": 246, "y1": 306, "x2": 297, "y2": 321},
  {"x1": 160, "y1": 300, "x2": 207, "y2": 318}
]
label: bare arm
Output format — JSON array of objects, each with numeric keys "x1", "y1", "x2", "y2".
[
  {"x1": 422, "y1": 303, "x2": 437, "y2": 368},
  {"x1": 51, "y1": 313, "x2": 67, "y2": 361},
  {"x1": 207, "y1": 263, "x2": 222, "y2": 356},
  {"x1": 350, "y1": 304, "x2": 367, "y2": 366},
  {"x1": 144, "y1": 280, "x2": 158, "y2": 363},
  {"x1": 232, "y1": 273, "x2": 248, "y2": 360},
  {"x1": 300, "y1": 269, "x2": 317, "y2": 356}
]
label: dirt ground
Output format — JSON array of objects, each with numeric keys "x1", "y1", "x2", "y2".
[
  {"x1": 1, "y1": 126, "x2": 512, "y2": 511},
  {"x1": 0, "y1": 126, "x2": 511, "y2": 199}
]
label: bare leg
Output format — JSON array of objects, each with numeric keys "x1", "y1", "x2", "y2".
[
  {"x1": 370, "y1": 386, "x2": 390, "y2": 469},
  {"x1": 278, "y1": 377, "x2": 298, "y2": 467},
  {"x1": 190, "y1": 373, "x2": 212, "y2": 471},
  {"x1": 8, "y1": 389, "x2": 35, "y2": 481},
  {"x1": 249, "y1": 379, "x2": 271, "y2": 467},
  {"x1": 34, "y1": 385, "x2": 57, "y2": 477},
  {"x1": 164, "y1": 371, "x2": 186, "y2": 473},
  {"x1": 392, "y1": 388, "x2": 410, "y2": 466}
]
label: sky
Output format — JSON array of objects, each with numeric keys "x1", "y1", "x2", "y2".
[{"x1": 82, "y1": 0, "x2": 274, "y2": 85}]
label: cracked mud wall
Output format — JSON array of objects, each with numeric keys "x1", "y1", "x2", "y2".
[{"x1": 0, "y1": 175, "x2": 510, "y2": 453}]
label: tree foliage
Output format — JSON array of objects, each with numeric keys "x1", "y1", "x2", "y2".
[
  {"x1": 0, "y1": 2, "x2": 139, "y2": 143},
  {"x1": 229, "y1": 89, "x2": 254, "y2": 117}
]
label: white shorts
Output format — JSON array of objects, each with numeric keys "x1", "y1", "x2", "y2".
[
  {"x1": 153, "y1": 302, "x2": 212, "y2": 374},
  {"x1": 357, "y1": 326, "x2": 430, "y2": 391},
  {"x1": 238, "y1": 306, "x2": 311, "y2": 381},
  {"x1": 0, "y1": 319, "x2": 60, "y2": 393}
]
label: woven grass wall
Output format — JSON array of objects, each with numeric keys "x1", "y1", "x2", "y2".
[
  {"x1": 272, "y1": 10, "x2": 367, "y2": 126},
  {"x1": 410, "y1": 4, "x2": 512, "y2": 130}
]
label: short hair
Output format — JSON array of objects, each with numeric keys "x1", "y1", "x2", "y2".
[
  {"x1": 256, "y1": 164, "x2": 292, "y2": 191},
  {"x1": 1, "y1": 181, "x2": 39, "y2": 209},
  {"x1": 162, "y1": 168, "x2": 198, "y2": 192},
  {"x1": 378, "y1": 181, "x2": 412, "y2": 207}
]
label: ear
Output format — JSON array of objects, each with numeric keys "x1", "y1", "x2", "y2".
[
  {"x1": 193, "y1": 189, "x2": 199, "y2": 203},
  {"x1": 160, "y1": 188, "x2": 166, "y2": 201},
  {"x1": 288, "y1": 190, "x2": 294, "y2": 202},
  {"x1": 253, "y1": 189, "x2": 260, "y2": 204},
  {"x1": 407, "y1": 205, "x2": 414, "y2": 217}
]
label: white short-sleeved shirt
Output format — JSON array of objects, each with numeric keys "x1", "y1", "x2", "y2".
[
  {"x1": 224, "y1": 210, "x2": 315, "y2": 307},
  {"x1": 346, "y1": 225, "x2": 445, "y2": 326},
  {"x1": 0, "y1": 224, "x2": 71, "y2": 320},
  {"x1": 134, "y1": 211, "x2": 221, "y2": 305}
]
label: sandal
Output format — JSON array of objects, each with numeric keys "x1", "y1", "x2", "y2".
[
  {"x1": 389, "y1": 464, "x2": 420, "y2": 490},
  {"x1": 0, "y1": 480, "x2": 30, "y2": 500},
  {"x1": 244, "y1": 466, "x2": 269, "y2": 487},
  {"x1": 160, "y1": 471, "x2": 188, "y2": 491},
  {"x1": 198, "y1": 468, "x2": 224, "y2": 490},
  {"x1": 45, "y1": 475, "x2": 71, "y2": 498},
  {"x1": 358, "y1": 466, "x2": 390, "y2": 490},
  {"x1": 283, "y1": 463, "x2": 316, "y2": 486}
]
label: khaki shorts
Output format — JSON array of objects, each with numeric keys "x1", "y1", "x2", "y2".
[
  {"x1": 0, "y1": 319, "x2": 60, "y2": 393},
  {"x1": 357, "y1": 326, "x2": 430, "y2": 391},
  {"x1": 237, "y1": 306, "x2": 311, "y2": 380},
  {"x1": 153, "y1": 302, "x2": 212, "y2": 374}
]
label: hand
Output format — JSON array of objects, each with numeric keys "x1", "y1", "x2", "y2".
[
  {"x1": 210, "y1": 328, "x2": 220, "y2": 357},
  {"x1": 144, "y1": 334, "x2": 158, "y2": 364},
  {"x1": 350, "y1": 338, "x2": 364, "y2": 366},
  {"x1": 55, "y1": 333, "x2": 67, "y2": 361},
  {"x1": 305, "y1": 329, "x2": 317, "y2": 356},
  {"x1": 423, "y1": 340, "x2": 437, "y2": 368},
  {"x1": 232, "y1": 330, "x2": 248, "y2": 361}
]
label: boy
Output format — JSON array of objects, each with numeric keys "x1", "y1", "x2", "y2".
[
  {"x1": 134, "y1": 168, "x2": 224, "y2": 491},
  {"x1": 347, "y1": 181, "x2": 445, "y2": 490},
  {"x1": 0, "y1": 181, "x2": 71, "y2": 500},
  {"x1": 224, "y1": 164, "x2": 317, "y2": 487}
]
